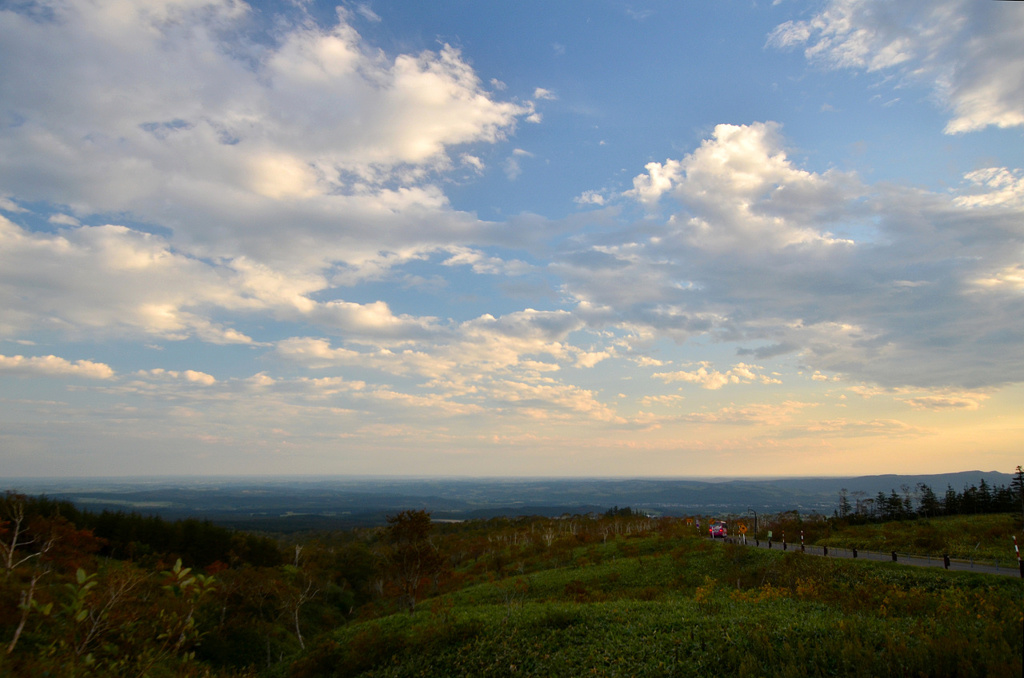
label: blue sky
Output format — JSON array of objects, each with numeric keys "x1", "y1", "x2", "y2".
[{"x1": 1, "y1": 0, "x2": 1023, "y2": 478}]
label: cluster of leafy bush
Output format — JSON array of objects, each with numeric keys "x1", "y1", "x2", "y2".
[
  {"x1": 0, "y1": 491, "x2": 378, "y2": 676},
  {"x1": 294, "y1": 515, "x2": 1023, "y2": 677}
]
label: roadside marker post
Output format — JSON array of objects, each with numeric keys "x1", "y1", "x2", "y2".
[
  {"x1": 1015, "y1": 536, "x2": 1023, "y2": 579},
  {"x1": 800, "y1": 531, "x2": 805, "y2": 553}
]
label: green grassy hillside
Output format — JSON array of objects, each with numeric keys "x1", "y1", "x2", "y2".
[
  {"x1": 292, "y1": 532, "x2": 1023, "y2": 678},
  {"x1": 815, "y1": 513, "x2": 1023, "y2": 561},
  {"x1": 3, "y1": 494, "x2": 1022, "y2": 677}
]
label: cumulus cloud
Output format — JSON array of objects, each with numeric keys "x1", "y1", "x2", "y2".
[
  {"x1": 0, "y1": 354, "x2": 114, "y2": 379},
  {"x1": 137, "y1": 368, "x2": 217, "y2": 386},
  {"x1": 955, "y1": 168, "x2": 1024, "y2": 209},
  {"x1": 0, "y1": 198, "x2": 26, "y2": 213},
  {"x1": 48, "y1": 214, "x2": 80, "y2": 227},
  {"x1": 574, "y1": 190, "x2": 606, "y2": 206},
  {"x1": 0, "y1": 0, "x2": 533, "y2": 284},
  {"x1": 277, "y1": 308, "x2": 582, "y2": 376},
  {"x1": 654, "y1": 362, "x2": 780, "y2": 390},
  {"x1": 275, "y1": 337, "x2": 371, "y2": 368},
  {"x1": 441, "y1": 247, "x2": 534, "y2": 276},
  {"x1": 767, "y1": 0, "x2": 1024, "y2": 133},
  {"x1": 311, "y1": 300, "x2": 439, "y2": 341},
  {"x1": 485, "y1": 377, "x2": 622, "y2": 422},
  {"x1": 0, "y1": 215, "x2": 475, "y2": 346},
  {"x1": 0, "y1": 216, "x2": 256, "y2": 342},
  {"x1": 575, "y1": 350, "x2": 612, "y2": 368},
  {"x1": 624, "y1": 122, "x2": 857, "y2": 252},
  {"x1": 562, "y1": 122, "x2": 1024, "y2": 389},
  {"x1": 270, "y1": 306, "x2": 623, "y2": 422}
]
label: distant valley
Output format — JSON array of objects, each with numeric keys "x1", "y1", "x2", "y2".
[{"x1": 4, "y1": 470, "x2": 1011, "y2": 531}]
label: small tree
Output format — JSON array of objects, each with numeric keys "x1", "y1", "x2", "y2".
[
  {"x1": 916, "y1": 483, "x2": 941, "y2": 518},
  {"x1": 943, "y1": 485, "x2": 959, "y2": 515},
  {"x1": 1012, "y1": 465, "x2": 1024, "y2": 525},
  {"x1": 837, "y1": 488, "x2": 852, "y2": 520},
  {"x1": 384, "y1": 510, "x2": 442, "y2": 614}
]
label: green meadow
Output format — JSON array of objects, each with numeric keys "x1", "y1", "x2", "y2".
[
  {"x1": 2, "y1": 493, "x2": 1022, "y2": 677},
  {"x1": 292, "y1": 520, "x2": 1023, "y2": 678}
]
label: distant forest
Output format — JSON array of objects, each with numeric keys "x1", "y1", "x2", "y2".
[{"x1": 836, "y1": 466, "x2": 1024, "y2": 522}]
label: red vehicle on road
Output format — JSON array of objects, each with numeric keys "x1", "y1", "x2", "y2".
[{"x1": 709, "y1": 521, "x2": 728, "y2": 538}]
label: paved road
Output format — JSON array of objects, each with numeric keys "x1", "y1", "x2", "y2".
[{"x1": 725, "y1": 536, "x2": 1024, "y2": 578}]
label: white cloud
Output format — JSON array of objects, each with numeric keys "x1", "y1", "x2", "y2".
[
  {"x1": 0, "y1": 217, "x2": 256, "y2": 342},
  {"x1": 137, "y1": 368, "x2": 217, "y2": 386},
  {"x1": 559, "y1": 122, "x2": 1024, "y2": 389},
  {"x1": 575, "y1": 350, "x2": 611, "y2": 368},
  {"x1": 48, "y1": 213, "x2": 81, "y2": 227},
  {"x1": 353, "y1": 3, "x2": 381, "y2": 22},
  {"x1": 574, "y1": 190, "x2": 606, "y2": 206},
  {"x1": 311, "y1": 300, "x2": 439, "y2": 341},
  {"x1": 460, "y1": 154, "x2": 485, "y2": 172},
  {"x1": 624, "y1": 122, "x2": 857, "y2": 252},
  {"x1": 0, "y1": 198, "x2": 26, "y2": 213},
  {"x1": 276, "y1": 308, "x2": 582, "y2": 378},
  {"x1": 685, "y1": 400, "x2": 814, "y2": 426},
  {"x1": 639, "y1": 394, "x2": 685, "y2": 406},
  {"x1": 768, "y1": 0, "x2": 1024, "y2": 134},
  {"x1": 484, "y1": 377, "x2": 622, "y2": 422},
  {"x1": 971, "y1": 264, "x2": 1024, "y2": 293},
  {"x1": 270, "y1": 306, "x2": 618, "y2": 423},
  {"x1": 653, "y1": 362, "x2": 778, "y2": 390},
  {"x1": 0, "y1": 354, "x2": 114, "y2": 379},
  {"x1": 955, "y1": 168, "x2": 1024, "y2": 209},
  {"x1": 441, "y1": 247, "x2": 533, "y2": 276},
  {"x1": 184, "y1": 370, "x2": 217, "y2": 386},
  {"x1": 274, "y1": 337, "x2": 366, "y2": 369},
  {"x1": 0, "y1": 0, "x2": 533, "y2": 277}
]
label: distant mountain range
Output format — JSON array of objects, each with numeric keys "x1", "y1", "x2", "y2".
[{"x1": 4, "y1": 470, "x2": 1013, "y2": 531}]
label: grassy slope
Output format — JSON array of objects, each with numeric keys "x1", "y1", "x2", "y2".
[
  {"x1": 291, "y1": 533, "x2": 1024, "y2": 678},
  {"x1": 815, "y1": 513, "x2": 1024, "y2": 561}
]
